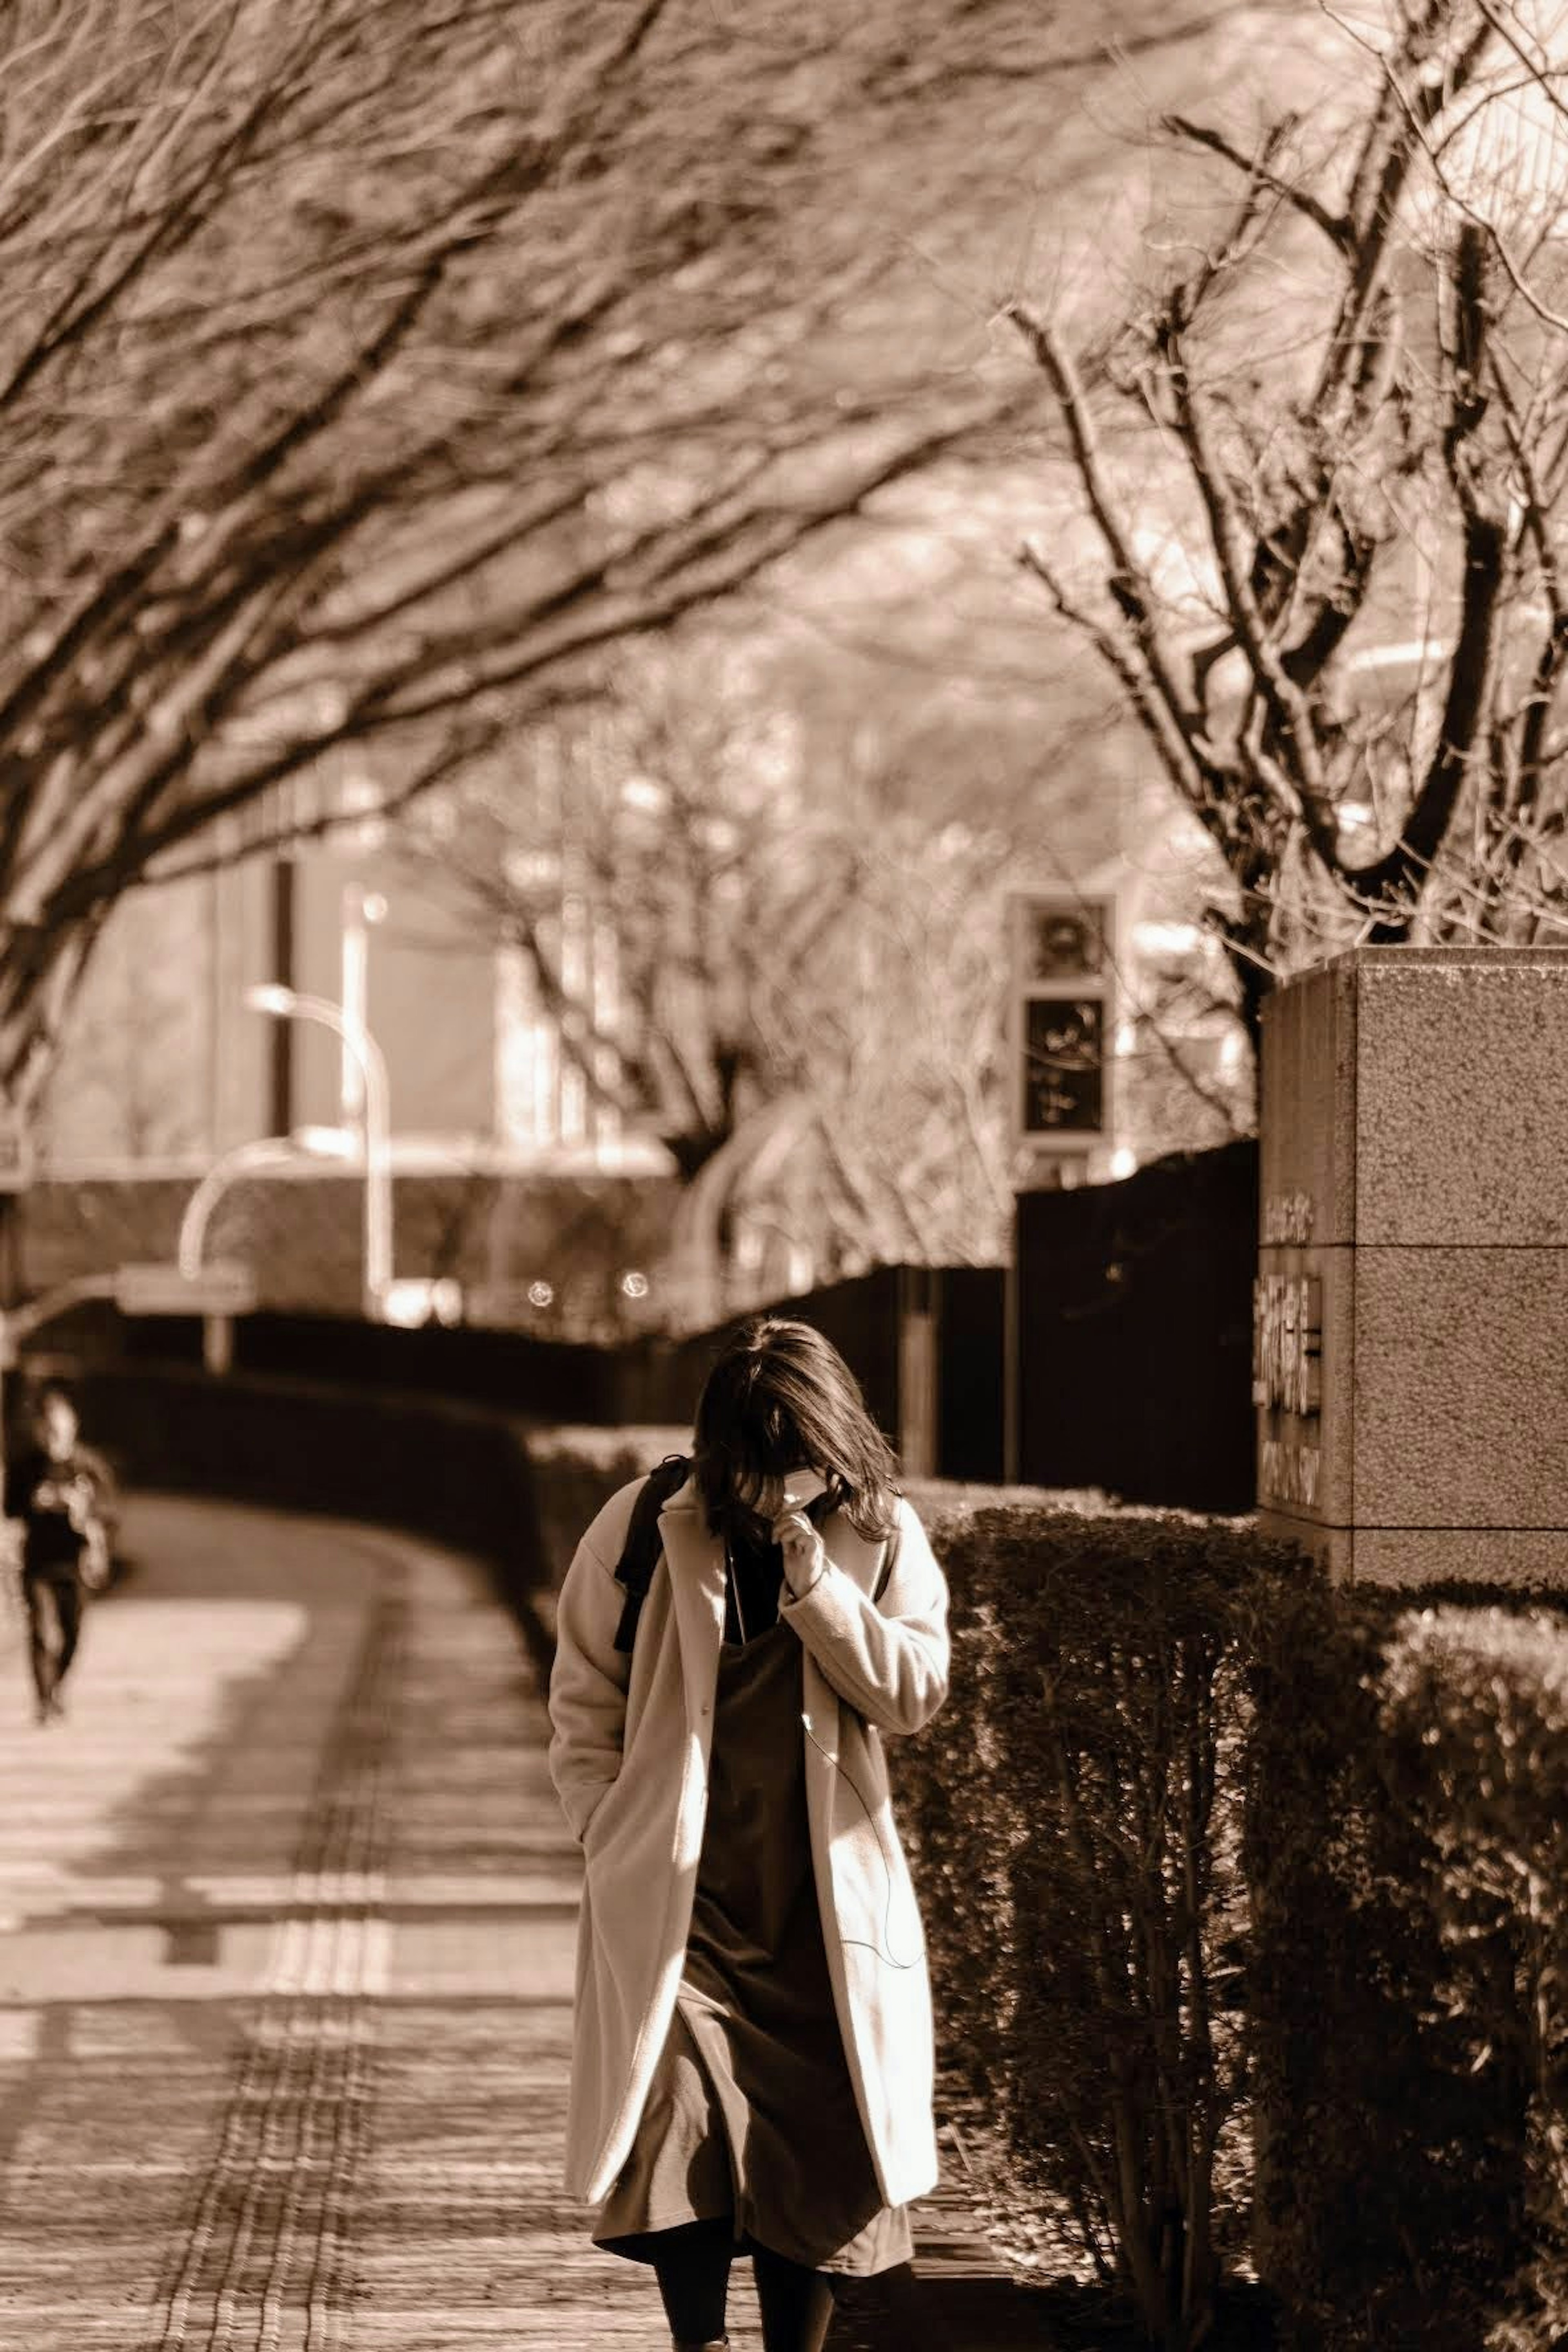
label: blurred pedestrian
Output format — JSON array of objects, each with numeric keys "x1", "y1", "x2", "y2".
[
  {"x1": 548, "y1": 1316, "x2": 952, "y2": 2352},
  {"x1": 6, "y1": 1383, "x2": 110, "y2": 1724}
]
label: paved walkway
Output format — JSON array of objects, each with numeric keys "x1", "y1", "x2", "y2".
[{"x1": 0, "y1": 1496, "x2": 1045, "y2": 2351}]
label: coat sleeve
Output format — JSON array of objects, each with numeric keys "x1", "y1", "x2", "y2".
[
  {"x1": 547, "y1": 1529, "x2": 633, "y2": 1843},
  {"x1": 779, "y1": 1495, "x2": 949, "y2": 1736}
]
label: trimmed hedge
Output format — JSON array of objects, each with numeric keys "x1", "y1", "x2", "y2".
[
  {"x1": 895, "y1": 1500, "x2": 1306, "y2": 2351},
  {"x1": 1249, "y1": 1585, "x2": 1568, "y2": 2352}
]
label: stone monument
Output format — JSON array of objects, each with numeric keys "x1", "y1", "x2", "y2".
[{"x1": 1256, "y1": 945, "x2": 1568, "y2": 1584}]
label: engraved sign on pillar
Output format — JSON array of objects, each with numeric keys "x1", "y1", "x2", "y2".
[
  {"x1": 1253, "y1": 1266, "x2": 1323, "y2": 1509},
  {"x1": 1254, "y1": 956, "x2": 1360, "y2": 1573}
]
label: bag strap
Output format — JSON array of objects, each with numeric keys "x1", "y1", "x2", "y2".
[
  {"x1": 612, "y1": 1454, "x2": 690, "y2": 1655},
  {"x1": 612, "y1": 1461, "x2": 842, "y2": 1655}
]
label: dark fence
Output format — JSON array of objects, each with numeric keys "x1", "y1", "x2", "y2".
[
  {"x1": 1015, "y1": 1138, "x2": 1258, "y2": 1512},
  {"x1": 32, "y1": 1141, "x2": 1254, "y2": 1509},
  {"x1": 936, "y1": 1265, "x2": 1009, "y2": 1485},
  {"x1": 57, "y1": 1362, "x2": 528, "y2": 1551},
  {"x1": 90, "y1": 1260, "x2": 1010, "y2": 1483},
  {"x1": 104, "y1": 1300, "x2": 664, "y2": 1422},
  {"x1": 239, "y1": 1310, "x2": 635, "y2": 1421}
]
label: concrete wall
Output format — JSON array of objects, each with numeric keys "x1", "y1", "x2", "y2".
[{"x1": 1257, "y1": 947, "x2": 1568, "y2": 1583}]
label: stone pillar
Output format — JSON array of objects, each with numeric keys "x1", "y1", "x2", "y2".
[{"x1": 1256, "y1": 947, "x2": 1568, "y2": 1585}]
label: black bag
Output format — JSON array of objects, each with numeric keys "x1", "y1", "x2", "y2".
[
  {"x1": 610, "y1": 1456, "x2": 837, "y2": 1655},
  {"x1": 611, "y1": 1453, "x2": 691, "y2": 1655}
]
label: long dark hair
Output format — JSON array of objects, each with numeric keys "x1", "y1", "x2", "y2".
[{"x1": 691, "y1": 1316, "x2": 899, "y2": 1544}]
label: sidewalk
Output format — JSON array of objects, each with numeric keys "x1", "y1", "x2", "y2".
[{"x1": 0, "y1": 1495, "x2": 1046, "y2": 2350}]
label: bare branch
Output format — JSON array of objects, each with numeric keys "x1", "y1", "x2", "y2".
[
  {"x1": 0, "y1": 0, "x2": 1041, "y2": 1105},
  {"x1": 1008, "y1": 299, "x2": 1209, "y2": 765},
  {"x1": 1015, "y1": 1, "x2": 1568, "y2": 1034},
  {"x1": 1161, "y1": 114, "x2": 1352, "y2": 251}
]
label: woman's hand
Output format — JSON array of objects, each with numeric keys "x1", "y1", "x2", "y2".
[{"x1": 772, "y1": 1505, "x2": 826, "y2": 1601}]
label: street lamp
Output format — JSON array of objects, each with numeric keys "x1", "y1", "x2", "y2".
[
  {"x1": 177, "y1": 1129, "x2": 355, "y2": 1289},
  {"x1": 243, "y1": 984, "x2": 393, "y2": 1317},
  {"x1": 339, "y1": 882, "x2": 388, "y2": 1126}
]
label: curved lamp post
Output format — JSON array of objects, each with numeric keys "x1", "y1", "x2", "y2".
[
  {"x1": 177, "y1": 1128, "x2": 355, "y2": 1290},
  {"x1": 243, "y1": 984, "x2": 393, "y2": 1318}
]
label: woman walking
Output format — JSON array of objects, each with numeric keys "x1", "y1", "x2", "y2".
[{"x1": 547, "y1": 1316, "x2": 951, "y2": 2352}]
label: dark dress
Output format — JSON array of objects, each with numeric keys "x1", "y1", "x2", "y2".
[{"x1": 594, "y1": 1527, "x2": 912, "y2": 2275}]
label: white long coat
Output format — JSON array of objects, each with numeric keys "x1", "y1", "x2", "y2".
[{"x1": 546, "y1": 1472, "x2": 950, "y2": 2212}]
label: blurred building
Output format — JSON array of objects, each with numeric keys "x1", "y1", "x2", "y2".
[
  {"x1": 27, "y1": 777, "x2": 675, "y2": 1334},
  {"x1": 40, "y1": 776, "x2": 653, "y2": 1174}
]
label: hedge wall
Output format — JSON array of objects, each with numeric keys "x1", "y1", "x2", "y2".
[
  {"x1": 1248, "y1": 1583, "x2": 1568, "y2": 2352},
  {"x1": 895, "y1": 1499, "x2": 1308, "y2": 2351}
]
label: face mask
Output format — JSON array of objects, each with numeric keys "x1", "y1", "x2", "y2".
[{"x1": 780, "y1": 1468, "x2": 830, "y2": 1514}]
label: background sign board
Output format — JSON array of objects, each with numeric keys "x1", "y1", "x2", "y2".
[
  {"x1": 1009, "y1": 893, "x2": 1117, "y2": 1163},
  {"x1": 1023, "y1": 997, "x2": 1105, "y2": 1134},
  {"x1": 114, "y1": 1261, "x2": 258, "y2": 1318},
  {"x1": 1020, "y1": 900, "x2": 1111, "y2": 983}
]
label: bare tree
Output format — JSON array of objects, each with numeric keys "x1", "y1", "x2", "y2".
[
  {"x1": 741, "y1": 804, "x2": 1021, "y2": 1276},
  {"x1": 1006, "y1": 0, "x2": 1568, "y2": 1040},
  {"x1": 0, "y1": 0, "x2": 1078, "y2": 1121},
  {"x1": 392, "y1": 668, "x2": 1027, "y2": 1305}
]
